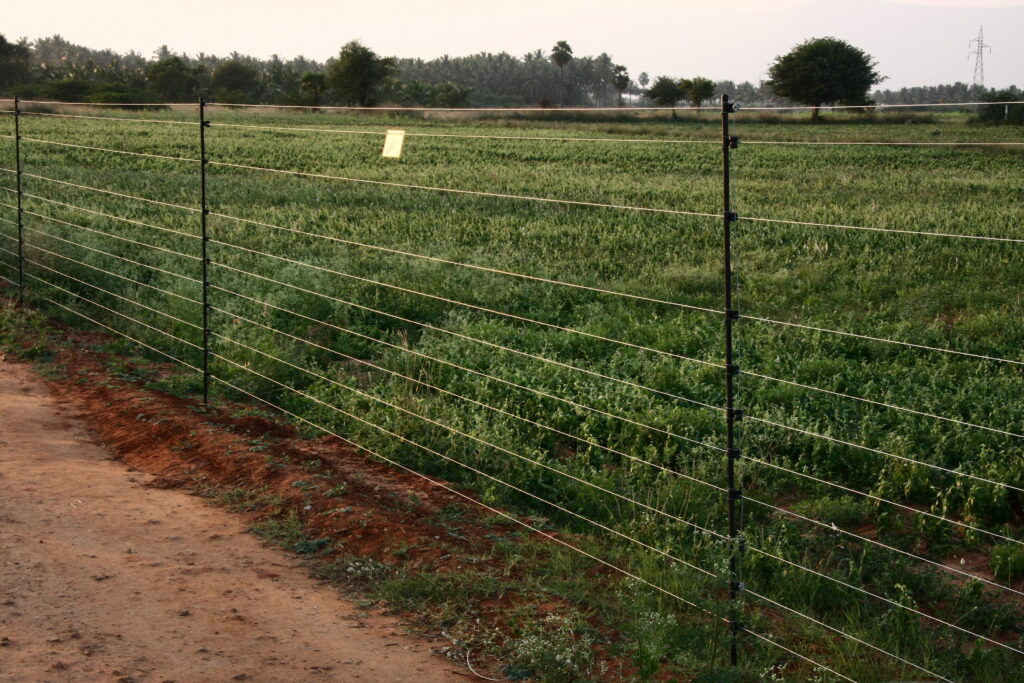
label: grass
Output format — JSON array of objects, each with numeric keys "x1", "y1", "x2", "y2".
[{"x1": 0, "y1": 103, "x2": 1022, "y2": 680}]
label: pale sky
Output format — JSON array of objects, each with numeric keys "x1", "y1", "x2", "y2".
[{"x1": 5, "y1": 0, "x2": 1023, "y2": 89}]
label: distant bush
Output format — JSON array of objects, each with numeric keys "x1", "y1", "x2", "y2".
[{"x1": 978, "y1": 89, "x2": 1024, "y2": 125}]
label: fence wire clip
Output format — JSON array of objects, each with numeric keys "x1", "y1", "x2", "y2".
[
  {"x1": 728, "y1": 408, "x2": 744, "y2": 421},
  {"x1": 726, "y1": 364, "x2": 741, "y2": 377},
  {"x1": 726, "y1": 309, "x2": 740, "y2": 320},
  {"x1": 724, "y1": 135, "x2": 739, "y2": 149},
  {"x1": 724, "y1": 103, "x2": 738, "y2": 114},
  {"x1": 728, "y1": 448, "x2": 742, "y2": 460},
  {"x1": 725, "y1": 211, "x2": 739, "y2": 223},
  {"x1": 729, "y1": 488, "x2": 743, "y2": 501},
  {"x1": 730, "y1": 580, "x2": 746, "y2": 594}
]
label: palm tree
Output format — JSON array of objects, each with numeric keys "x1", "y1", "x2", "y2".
[
  {"x1": 611, "y1": 65, "x2": 630, "y2": 107},
  {"x1": 549, "y1": 40, "x2": 573, "y2": 106}
]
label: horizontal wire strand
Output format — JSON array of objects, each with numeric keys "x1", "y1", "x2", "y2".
[
  {"x1": 745, "y1": 544, "x2": 1024, "y2": 655},
  {"x1": 0, "y1": 244, "x2": 18, "y2": 260},
  {"x1": 28, "y1": 257, "x2": 201, "y2": 331},
  {"x1": 22, "y1": 220, "x2": 203, "y2": 285},
  {"x1": 209, "y1": 302, "x2": 726, "y2": 494},
  {"x1": 31, "y1": 293, "x2": 202, "y2": 373},
  {"x1": 207, "y1": 159, "x2": 721, "y2": 220},
  {"x1": 744, "y1": 368, "x2": 1024, "y2": 440},
  {"x1": 743, "y1": 140, "x2": 1024, "y2": 147},
  {"x1": 745, "y1": 492, "x2": 1024, "y2": 598},
  {"x1": 207, "y1": 371, "x2": 728, "y2": 621},
  {"x1": 743, "y1": 629, "x2": 856, "y2": 683},
  {"x1": 208, "y1": 368, "x2": 850, "y2": 683},
  {"x1": 207, "y1": 102, "x2": 711, "y2": 112},
  {"x1": 210, "y1": 120, "x2": 721, "y2": 145},
  {"x1": 742, "y1": 316, "x2": 1024, "y2": 367},
  {"x1": 208, "y1": 120, "x2": 1024, "y2": 147},
  {"x1": 0, "y1": 271, "x2": 16, "y2": 286},
  {"x1": 21, "y1": 111, "x2": 198, "y2": 126},
  {"x1": 22, "y1": 171, "x2": 202, "y2": 215},
  {"x1": 20, "y1": 136, "x2": 200, "y2": 163},
  {"x1": 209, "y1": 262, "x2": 725, "y2": 417},
  {"x1": 742, "y1": 214, "x2": 1024, "y2": 245},
  {"x1": 24, "y1": 191, "x2": 199, "y2": 240},
  {"x1": 211, "y1": 237, "x2": 721, "y2": 369},
  {"x1": 211, "y1": 211, "x2": 721, "y2": 315},
  {"x1": 26, "y1": 272, "x2": 202, "y2": 351},
  {"x1": 744, "y1": 449, "x2": 1024, "y2": 547},
  {"x1": 22, "y1": 197, "x2": 201, "y2": 260},
  {"x1": 20, "y1": 98, "x2": 1022, "y2": 111},
  {"x1": 19, "y1": 100, "x2": 196, "y2": 108},
  {"x1": 211, "y1": 282, "x2": 724, "y2": 449},
  {"x1": 747, "y1": 413, "x2": 1024, "y2": 495},
  {"x1": 212, "y1": 350, "x2": 721, "y2": 577},
  {"x1": 23, "y1": 242, "x2": 201, "y2": 305},
  {"x1": 213, "y1": 333, "x2": 726, "y2": 540},
  {"x1": 740, "y1": 100, "x2": 1024, "y2": 111},
  {"x1": 744, "y1": 589, "x2": 952, "y2": 683}
]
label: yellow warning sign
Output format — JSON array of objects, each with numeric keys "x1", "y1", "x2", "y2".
[{"x1": 382, "y1": 129, "x2": 405, "y2": 158}]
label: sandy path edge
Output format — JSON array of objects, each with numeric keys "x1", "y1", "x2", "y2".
[{"x1": 0, "y1": 359, "x2": 464, "y2": 683}]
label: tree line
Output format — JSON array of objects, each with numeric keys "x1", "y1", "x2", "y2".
[{"x1": 0, "y1": 33, "x2": 1019, "y2": 119}]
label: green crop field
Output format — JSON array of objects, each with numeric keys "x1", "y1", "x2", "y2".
[{"x1": 1, "y1": 103, "x2": 1022, "y2": 681}]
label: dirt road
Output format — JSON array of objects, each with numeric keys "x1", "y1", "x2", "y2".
[{"x1": 0, "y1": 359, "x2": 462, "y2": 682}]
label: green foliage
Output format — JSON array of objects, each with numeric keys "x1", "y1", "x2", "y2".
[
  {"x1": 325, "y1": 40, "x2": 396, "y2": 107},
  {"x1": 6, "y1": 109, "x2": 1024, "y2": 681},
  {"x1": 979, "y1": 89, "x2": 1024, "y2": 125},
  {"x1": 429, "y1": 81, "x2": 473, "y2": 108},
  {"x1": 299, "y1": 71, "x2": 326, "y2": 106},
  {"x1": 767, "y1": 36, "x2": 885, "y2": 118},
  {"x1": 549, "y1": 41, "x2": 573, "y2": 70},
  {"x1": 611, "y1": 65, "x2": 630, "y2": 106},
  {"x1": 0, "y1": 34, "x2": 31, "y2": 92},
  {"x1": 211, "y1": 59, "x2": 261, "y2": 104},
  {"x1": 686, "y1": 76, "x2": 715, "y2": 108},
  {"x1": 646, "y1": 75, "x2": 683, "y2": 107},
  {"x1": 991, "y1": 543, "x2": 1024, "y2": 582},
  {"x1": 508, "y1": 614, "x2": 595, "y2": 683},
  {"x1": 146, "y1": 56, "x2": 201, "y2": 102}
]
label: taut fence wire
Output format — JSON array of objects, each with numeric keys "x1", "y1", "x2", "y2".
[{"x1": 1, "y1": 95, "x2": 1021, "y2": 681}]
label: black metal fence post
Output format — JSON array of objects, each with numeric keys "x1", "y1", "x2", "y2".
[
  {"x1": 14, "y1": 96, "x2": 24, "y2": 306},
  {"x1": 199, "y1": 97, "x2": 211, "y2": 403},
  {"x1": 721, "y1": 94, "x2": 744, "y2": 667}
]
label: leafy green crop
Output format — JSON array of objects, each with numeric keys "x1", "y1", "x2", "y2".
[{"x1": 1, "y1": 105, "x2": 1021, "y2": 680}]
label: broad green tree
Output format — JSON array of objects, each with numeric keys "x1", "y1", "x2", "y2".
[
  {"x1": 326, "y1": 40, "x2": 396, "y2": 107},
  {"x1": 687, "y1": 76, "x2": 715, "y2": 108},
  {"x1": 766, "y1": 37, "x2": 884, "y2": 120},
  {"x1": 647, "y1": 76, "x2": 682, "y2": 108}
]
